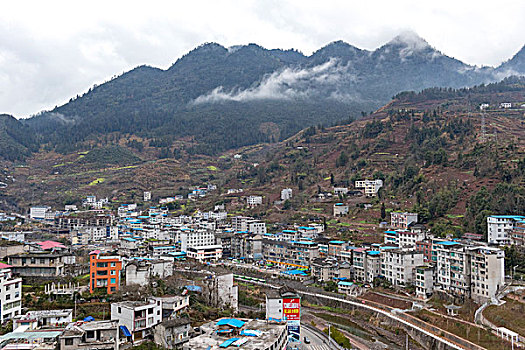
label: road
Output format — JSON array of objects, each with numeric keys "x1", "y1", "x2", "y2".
[{"x1": 300, "y1": 325, "x2": 332, "y2": 350}]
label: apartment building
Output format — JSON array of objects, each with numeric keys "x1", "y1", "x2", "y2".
[
  {"x1": 246, "y1": 195, "x2": 263, "y2": 207},
  {"x1": 311, "y1": 258, "x2": 351, "y2": 282},
  {"x1": 391, "y1": 212, "x2": 418, "y2": 229},
  {"x1": 262, "y1": 240, "x2": 319, "y2": 268},
  {"x1": 186, "y1": 245, "x2": 223, "y2": 261},
  {"x1": 0, "y1": 263, "x2": 22, "y2": 322},
  {"x1": 178, "y1": 229, "x2": 215, "y2": 251},
  {"x1": 89, "y1": 250, "x2": 122, "y2": 294},
  {"x1": 487, "y1": 215, "x2": 525, "y2": 245},
  {"x1": 397, "y1": 230, "x2": 425, "y2": 248},
  {"x1": 111, "y1": 300, "x2": 162, "y2": 341},
  {"x1": 433, "y1": 241, "x2": 471, "y2": 297},
  {"x1": 468, "y1": 246, "x2": 505, "y2": 302},
  {"x1": 381, "y1": 249, "x2": 423, "y2": 287},
  {"x1": 354, "y1": 179, "x2": 383, "y2": 197},
  {"x1": 7, "y1": 252, "x2": 68, "y2": 278},
  {"x1": 333, "y1": 203, "x2": 349, "y2": 216},
  {"x1": 415, "y1": 265, "x2": 435, "y2": 299}
]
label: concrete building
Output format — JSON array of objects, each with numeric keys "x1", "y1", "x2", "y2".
[
  {"x1": 397, "y1": 230, "x2": 425, "y2": 248},
  {"x1": 89, "y1": 250, "x2": 122, "y2": 294},
  {"x1": 186, "y1": 245, "x2": 222, "y2": 262},
  {"x1": 311, "y1": 257, "x2": 351, "y2": 282},
  {"x1": 381, "y1": 249, "x2": 424, "y2": 287},
  {"x1": 391, "y1": 212, "x2": 418, "y2": 229},
  {"x1": 355, "y1": 179, "x2": 383, "y2": 197},
  {"x1": 29, "y1": 206, "x2": 51, "y2": 220},
  {"x1": 183, "y1": 318, "x2": 287, "y2": 350},
  {"x1": 153, "y1": 318, "x2": 191, "y2": 349},
  {"x1": 415, "y1": 265, "x2": 435, "y2": 299},
  {"x1": 179, "y1": 229, "x2": 215, "y2": 251},
  {"x1": 205, "y1": 273, "x2": 238, "y2": 312},
  {"x1": 433, "y1": 241, "x2": 471, "y2": 297},
  {"x1": 263, "y1": 240, "x2": 319, "y2": 269},
  {"x1": 59, "y1": 320, "x2": 120, "y2": 350},
  {"x1": 7, "y1": 252, "x2": 68, "y2": 278},
  {"x1": 125, "y1": 259, "x2": 173, "y2": 287},
  {"x1": 246, "y1": 195, "x2": 263, "y2": 207},
  {"x1": 333, "y1": 203, "x2": 349, "y2": 216},
  {"x1": 468, "y1": 246, "x2": 505, "y2": 302},
  {"x1": 333, "y1": 187, "x2": 349, "y2": 196},
  {"x1": 151, "y1": 295, "x2": 190, "y2": 319},
  {"x1": 0, "y1": 264, "x2": 22, "y2": 323},
  {"x1": 111, "y1": 300, "x2": 162, "y2": 341},
  {"x1": 144, "y1": 191, "x2": 152, "y2": 202},
  {"x1": 265, "y1": 287, "x2": 301, "y2": 342},
  {"x1": 487, "y1": 215, "x2": 525, "y2": 245},
  {"x1": 14, "y1": 309, "x2": 72, "y2": 330},
  {"x1": 248, "y1": 221, "x2": 266, "y2": 235},
  {"x1": 281, "y1": 188, "x2": 293, "y2": 201}
]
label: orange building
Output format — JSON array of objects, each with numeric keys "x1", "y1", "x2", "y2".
[{"x1": 89, "y1": 250, "x2": 122, "y2": 294}]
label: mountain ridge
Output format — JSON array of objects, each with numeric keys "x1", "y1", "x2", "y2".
[{"x1": 3, "y1": 34, "x2": 524, "y2": 160}]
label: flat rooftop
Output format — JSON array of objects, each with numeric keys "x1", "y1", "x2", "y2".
[{"x1": 184, "y1": 318, "x2": 285, "y2": 350}]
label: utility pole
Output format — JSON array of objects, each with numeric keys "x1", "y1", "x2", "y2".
[{"x1": 481, "y1": 111, "x2": 487, "y2": 143}]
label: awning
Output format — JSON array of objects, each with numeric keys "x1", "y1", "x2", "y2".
[{"x1": 120, "y1": 325, "x2": 132, "y2": 337}]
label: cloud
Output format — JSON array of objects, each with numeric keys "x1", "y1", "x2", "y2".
[{"x1": 193, "y1": 59, "x2": 359, "y2": 104}]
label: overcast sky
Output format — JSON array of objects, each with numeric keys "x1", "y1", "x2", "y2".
[{"x1": 1, "y1": 0, "x2": 524, "y2": 118}]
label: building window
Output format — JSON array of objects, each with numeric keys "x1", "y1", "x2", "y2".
[
  {"x1": 110, "y1": 262, "x2": 116, "y2": 267},
  {"x1": 65, "y1": 338, "x2": 73, "y2": 345},
  {"x1": 110, "y1": 278, "x2": 116, "y2": 284}
]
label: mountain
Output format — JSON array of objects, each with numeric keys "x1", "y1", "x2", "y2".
[
  {"x1": 11, "y1": 33, "x2": 525, "y2": 160},
  {"x1": 0, "y1": 114, "x2": 39, "y2": 161},
  {"x1": 498, "y1": 45, "x2": 525, "y2": 75}
]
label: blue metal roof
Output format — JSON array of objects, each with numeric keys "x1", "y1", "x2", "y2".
[
  {"x1": 329, "y1": 240, "x2": 345, "y2": 244},
  {"x1": 367, "y1": 250, "x2": 381, "y2": 255},
  {"x1": 219, "y1": 338, "x2": 240, "y2": 348},
  {"x1": 338, "y1": 281, "x2": 354, "y2": 286},
  {"x1": 216, "y1": 319, "x2": 245, "y2": 328},
  {"x1": 435, "y1": 241, "x2": 460, "y2": 246}
]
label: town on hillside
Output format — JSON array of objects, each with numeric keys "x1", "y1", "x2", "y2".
[{"x1": 0, "y1": 169, "x2": 523, "y2": 350}]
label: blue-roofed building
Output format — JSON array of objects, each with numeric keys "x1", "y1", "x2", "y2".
[
  {"x1": 184, "y1": 318, "x2": 287, "y2": 350},
  {"x1": 487, "y1": 215, "x2": 525, "y2": 245}
]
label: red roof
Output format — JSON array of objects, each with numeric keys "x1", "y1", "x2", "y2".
[
  {"x1": 37, "y1": 241, "x2": 66, "y2": 250},
  {"x1": 0, "y1": 263, "x2": 12, "y2": 269}
]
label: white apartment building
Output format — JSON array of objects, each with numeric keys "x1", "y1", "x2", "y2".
[
  {"x1": 0, "y1": 264, "x2": 22, "y2": 322},
  {"x1": 487, "y1": 215, "x2": 525, "y2": 245},
  {"x1": 415, "y1": 265, "x2": 435, "y2": 299},
  {"x1": 391, "y1": 212, "x2": 418, "y2": 229},
  {"x1": 333, "y1": 203, "x2": 349, "y2": 216},
  {"x1": 381, "y1": 249, "x2": 423, "y2": 287},
  {"x1": 111, "y1": 300, "x2": 162, "y2": 341},
  {"x1": 186, "y1": 245, "x2": 223, "y2": 262},
  {"x1": 246, "y1": 195, "x2": 263, "y2": 207},
  {"x1": 365, "y1": 251, "x2": 381, "y2": 283},
  {"x1": 281, "y1": 188, "x2": 293, "y2": 201},
  {"x1": 79, "y1": 226, "x2": 118, "y2": 243},
  {"x1": 433, "y1": 241, "x2": 470, "y2": 297},
  {"x1": 248, "y1": 221, "x2": 267, "y2": 235},
  {"x1": 144, "y1": 191, "x2": 151, "y2": 202},
  {"x1": 355, "y1": 179, "x2": 383, "y2": 197},
  {"x1": 397, "y1": 230, "x2": 425, "y2": 248},
  {"x1": 30, "y1": 206, "x2": 51, "y2": 220},
  {"x1": 468, "y1": 246, "x2": 505, "y2": 302},
  {"x1": 179, "y1": 229, "x2": 215, "y2": 251}
]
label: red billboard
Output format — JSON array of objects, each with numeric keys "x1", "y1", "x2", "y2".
[{"x1": 283, "y1": 298, "x2": 300, "y2": 321}]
